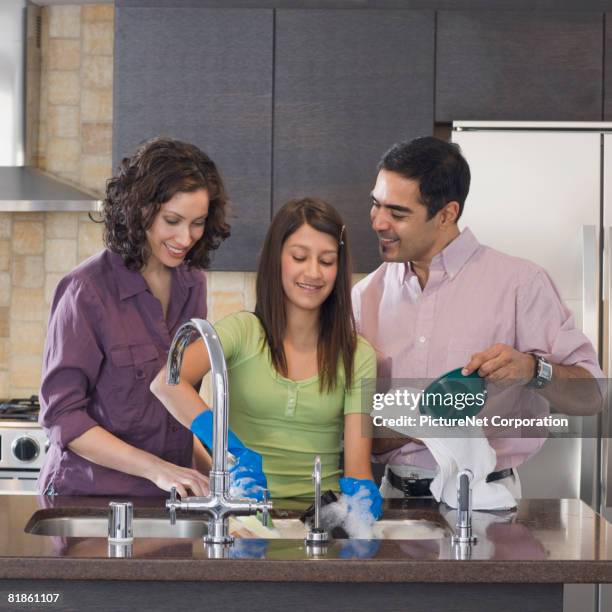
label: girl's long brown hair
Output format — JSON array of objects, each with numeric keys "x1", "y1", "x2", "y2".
[{"x1": 255, "y1": 198, "x2": 356, "y2": 392}]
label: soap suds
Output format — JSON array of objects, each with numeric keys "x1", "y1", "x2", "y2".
[{"x1": 320, "y1": 485, "x2": 377, "y2": 539}]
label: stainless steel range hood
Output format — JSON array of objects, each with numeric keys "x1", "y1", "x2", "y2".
[
  {"x1": 0, "y1": 167, "x2": 102, "y2": 212},
  {"x1": 0, "y1": 0, "x2": 101, "y2": 212}
]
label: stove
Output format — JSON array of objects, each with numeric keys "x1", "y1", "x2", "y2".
[
  {"x1": 0, "y1": 396, "x2": 48, "y2": 493},
  {"x1": 0, "y1": 396, "x2": 40, "y2": 422}
]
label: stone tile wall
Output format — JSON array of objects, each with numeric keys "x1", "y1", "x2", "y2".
[
  {"x1": 0, "y1": 5, "x2": 112, "y2": 399},
  {"x1": 37, "y1": 4, "x2": 113, "y2": 190}
]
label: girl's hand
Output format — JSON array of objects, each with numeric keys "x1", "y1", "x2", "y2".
[
  {"x1": 339, "y1": 477, "x2": 383, "y2": 520},
  {"x1": 229, "y1": 447, "x2": 269, "y2": 501}
]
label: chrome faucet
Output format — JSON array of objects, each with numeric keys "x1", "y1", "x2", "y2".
[
  {"x1": 165, "y1": 318, "x2": 272, "y2": 545},
  {"x1": 305, "y1": 455, "x2": 329, "y2": 545},
  {"x1": 451, "y1": 468, "x2": 477, "y2": 558}
]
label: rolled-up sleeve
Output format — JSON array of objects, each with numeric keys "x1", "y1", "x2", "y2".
[
  {"x1": 516, "y1": 269, "x2": 603, "y2": 378},
  {"x1": 39, "y1": 278, "x2": 104, "y2": 449}
]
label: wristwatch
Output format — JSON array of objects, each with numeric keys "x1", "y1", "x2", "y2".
[{"x1": 528, "y1": 355, "x2": 553, "y2": 389}]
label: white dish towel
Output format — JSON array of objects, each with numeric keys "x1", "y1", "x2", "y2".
[
  {"x1": 381, "y1": 394, "x2": 517, "y2": 510},
  {"x1": 423, "y1": 431, "x2": 517, "y2": 510}
]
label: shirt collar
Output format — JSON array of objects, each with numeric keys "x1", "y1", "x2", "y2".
[
  {"x1": 173, "y1": 262, "x2": 198, "y2": 298},
  {"x1": 109, "y1": 250, "x2": 197, "y2": 301},
  {"x1": 401, "y1": 227, "x2": 480, "y2": 284}
]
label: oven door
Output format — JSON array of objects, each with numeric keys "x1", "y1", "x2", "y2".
[{"x1": 0, "y1": 469, "x2": 39, "y2": 494}]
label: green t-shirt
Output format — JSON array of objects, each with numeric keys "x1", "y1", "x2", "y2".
[{"x1": 214, "y1": 311, "x2": 376, "y2": 499}]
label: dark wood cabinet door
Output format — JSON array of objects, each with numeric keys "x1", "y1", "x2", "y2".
[
  {"x1": 436, "y1": 11, "x2": 603, "y2": 122},
  {"x1": 113, "y1": 7, "x2": 273, "y2": 271},
  {"x1": 273, "y1": 9, "x2": 435, "y2": 273}
]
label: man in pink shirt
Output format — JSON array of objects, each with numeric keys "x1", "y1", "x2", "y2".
[{"x1": 352, "y1": 137, "x2": 603, "y2": 499}]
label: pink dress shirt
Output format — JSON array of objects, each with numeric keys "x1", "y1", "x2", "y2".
[{"x1": 352, "y1": 228, "x2": 603, "y2": 470}]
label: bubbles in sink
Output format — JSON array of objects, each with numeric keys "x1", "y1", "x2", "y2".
[
  {"x1": 320, "y1": 487, "x2": 376, "y2": 539},
  {"x1": 230, "y1": 477, "x2": 264, "y2": 500},
  {"x1": 229, "y1": 478, "x2": 253, "y2": 498}
]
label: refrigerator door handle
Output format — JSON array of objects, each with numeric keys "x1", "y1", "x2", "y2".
[
  {"x1": 579, "y1": 225, "x2": 601, "y2": 509},
  {"x1": 606, "y1": 226, "x2": 612, "y2": 377},
  {"x1": 603, "y1": 227, "x2": 612, "y2": 509},
  {"x1": 582, "y1": 225, "x2": 599, "y2": 350}
]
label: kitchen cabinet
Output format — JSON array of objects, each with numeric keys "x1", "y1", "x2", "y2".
[
  {"x1": 113, "y1": 4, "x2": 608, "y2": 270},
  {"x1": 113, "y1": 7, "x2": 273, "y2": 271},
  {"x1": 436, "y1": 11, "x2": 604, "y2": 122},
  {"x1": 273, "y1": 9, "x2": 435, "y2": 273},
  {"x1": 115, "y1": 7, "x2": 435, "y2": 274}
]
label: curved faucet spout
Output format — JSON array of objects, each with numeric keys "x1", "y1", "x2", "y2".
[
  {"x1": 164, "y1": 318, "x2": 273, "y2": 545},
  {"x1": 166, "y1": 319, "x2": 230, "y2": 480}
]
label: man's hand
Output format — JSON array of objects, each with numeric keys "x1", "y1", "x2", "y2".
[
  {"x1": 460, "y1": 344, "x2": 601, "y2": 415},
  {"x1": 462, "y1": 343, "x2": 536, "y2": 387}
]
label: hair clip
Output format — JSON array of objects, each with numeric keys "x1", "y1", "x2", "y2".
[{"x1": 339, "y1": 224, "x2": 346, "y2": 247}]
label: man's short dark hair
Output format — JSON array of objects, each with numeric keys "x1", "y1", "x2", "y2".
[{"x1": 378, "y1": 137, "x2": 471, "y2": 221}]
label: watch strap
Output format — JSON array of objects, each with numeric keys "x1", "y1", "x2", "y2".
[{"x1": 528, "y1": 355, "x2": 552, "y2": 389}]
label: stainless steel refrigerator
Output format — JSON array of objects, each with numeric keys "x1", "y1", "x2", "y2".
[{"x1": 452, "y1": 121, "x2": 611, "y2": 612}]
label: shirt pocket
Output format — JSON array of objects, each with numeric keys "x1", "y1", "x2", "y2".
[
  {"x1": 446, "y1": 339, "x2": 484, "y2": 372},
  {"x1": 108, "y1": 343, "x2": 160, "y2": 431}
]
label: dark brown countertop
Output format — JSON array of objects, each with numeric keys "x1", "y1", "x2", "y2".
[{"x1": 1, "y1": 495, "x2": 611, "y2": 583}]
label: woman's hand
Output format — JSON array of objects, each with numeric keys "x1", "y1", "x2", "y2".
[
  {"x1": 147, "y1": 457, "x2": 210, "y2": 498},
  {"x1": 68, "y1": 426, "x2": 210, "y2": 497}
]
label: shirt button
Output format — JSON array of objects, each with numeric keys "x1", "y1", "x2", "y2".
[{"x1": 419, "y1": 336, "x2": 426, "y2": 343}]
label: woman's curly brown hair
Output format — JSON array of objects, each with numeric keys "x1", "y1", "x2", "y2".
[{"x1": 100, "y1": 137, "x2": 230, "y2": 270}]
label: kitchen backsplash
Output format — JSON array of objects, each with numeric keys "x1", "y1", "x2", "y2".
[
  {"x1": 0, "y1": 4, "x2": 365, "y2": 400},
  {"x1": 0, "y1": 5, "x2": 113, "y2": 399}
]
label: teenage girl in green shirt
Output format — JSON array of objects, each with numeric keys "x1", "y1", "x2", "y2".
[{"x1": 152, "y1": 198, "x2": 381, "y2": 517}]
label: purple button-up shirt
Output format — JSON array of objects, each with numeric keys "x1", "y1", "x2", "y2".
[
  {"x1": 38, "y1": 249, "x2": 207, "y2": 495},
  {"x1": 352, "y1": 228, "x2": 603, "y2": 470}
]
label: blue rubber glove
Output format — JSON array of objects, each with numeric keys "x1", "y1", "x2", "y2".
[
  {"x1": 229, "y1": 447, "x2": 268, "y2": 500},
  {"x1": 230, "y1": 539, "x2": 268, "y2": 559},
  {"x1": 191, "y1": 410, "x2": 246, "y2": 455},
  {"x1": 339, "y1": 539, "x2": 381, "y2": 559},
  {"x1": 339, "y1": 477, "x2": 383, "y2": 521},
  {"x1": 191, "y1": 411, "x2": 268, "y2": 500}
]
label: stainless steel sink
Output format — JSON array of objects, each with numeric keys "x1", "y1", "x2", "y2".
[
  {"x1": 26, "y1": 516, "x2": 208, "y2": 539},
  {"x1": 242, "y1": 518, "x2": 450, "y2": 540},
  {"x1": 26, "y1": 515, "x2": 450, "y2": 540}
]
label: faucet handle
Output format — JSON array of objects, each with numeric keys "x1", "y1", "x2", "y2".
[
  {"x1": 260, "y1": 489, "x2": 270, "y2": 527},
  {"x1": 452, "y1": 469, "x2": 477, "y2": 546},
  {"x1": 312, "y1": 455, "x2": 322, "y2": 484},
  {"x1": 311, "y1": 456, "x2": 322, "y2": 529},
  {"x1": 457, "y1": 469, "x2": 473, "y2": 512},
  {"x1": 167, "y1": 486, "x2": 179, "y2": 525}
]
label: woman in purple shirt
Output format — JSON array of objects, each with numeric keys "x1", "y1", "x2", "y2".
[{"x1": 38, "y1": 137, "x2": 230, "y2": 496}]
